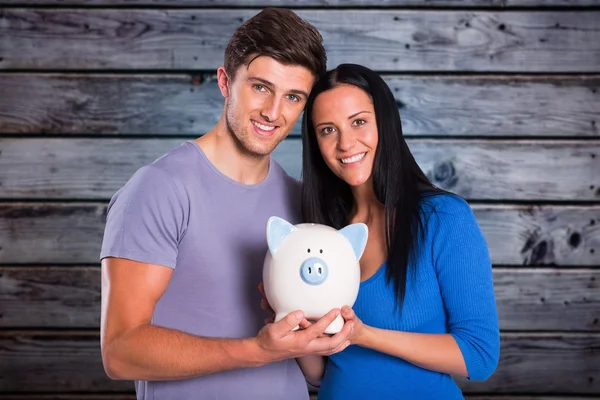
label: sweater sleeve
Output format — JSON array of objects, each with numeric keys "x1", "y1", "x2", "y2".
[{"x1": 430, "y1": 195, "x2": 500, "y2": 381}]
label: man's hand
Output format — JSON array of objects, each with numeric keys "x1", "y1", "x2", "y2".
[{"x1": 254, "y1": 299, "x2": 353, "y2": 363}]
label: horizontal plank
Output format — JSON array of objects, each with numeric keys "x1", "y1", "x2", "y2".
[
  {"x1": 1, "y1": 138, "x2": 599, "y2": 200},
  {"x1": 0, "y1": 267, "x2": 101, "y2": 328},
  {"x1": 492, "y1": 269, "x2": 600, "y2": 330},
  {"x1": 1, "y1": 10, "x2": 599, "y2": 71},
  {"x1": 0, "y1": 203, "x2": 598, "y2": 265},
  {"x1": 473, "y1": 205, "x2": 600, "y2": 265},
  {"x1": 455, "y1": 333, "x2": 600, "y2": 393},
  {"x1": 0, "y1": 332, "x2": 598, "y2": 393},
  {"x1": 1, "y1": 74, "x2": 598, "y2": 137},
  {"x1": 0, "y1": 397, "x2": 593, "y2": 400},
  {"x1": 0, "y1": 396, "x2": 136, "y2": 400},
  {"x1": 3, "y1": 0, "x2": 600, "y2": 6},
  {"x1": 0, "y1": 396, "x2": 137, "y2": 400},
  {"x1": 1, "y1": 267, "x2": 598, "y2": 330},
  {"x1": 462, "y1": 398, "x2": 600, "y2": 400}
]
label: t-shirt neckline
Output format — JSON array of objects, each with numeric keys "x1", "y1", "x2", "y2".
[{"x1": 188, "y1": 140, "x2": 274, "y2": 190}]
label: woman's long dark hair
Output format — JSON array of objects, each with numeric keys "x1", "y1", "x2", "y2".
[{"x1": 301, "y1": 63, "x2": 443, "y2": 310}]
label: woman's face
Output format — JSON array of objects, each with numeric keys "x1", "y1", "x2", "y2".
[{"x1": 311, "y1": 84, "x2": 378, "y2": 188}]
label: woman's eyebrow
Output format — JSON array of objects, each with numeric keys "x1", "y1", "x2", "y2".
[{"x1": 348, "y1": 111, "x2": 372, "y2": 119}]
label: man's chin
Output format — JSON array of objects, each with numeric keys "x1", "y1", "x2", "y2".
[
  {"x1": 245, "y1": 137, "x2": 286, "y2": 157},
  {"x1": 240, "y1": 142, "x2": 277, "y2": 158}
]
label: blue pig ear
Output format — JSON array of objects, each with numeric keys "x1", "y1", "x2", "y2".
[
  {"x1": 266, "y1": 216, "x2": 297, "y2": 256},
  {"x1": 338, "y1": 223, "x2": 369, "y2": 261}
]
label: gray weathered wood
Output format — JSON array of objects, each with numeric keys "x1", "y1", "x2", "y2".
[
  {"x1": 493, "y1": 268, "x2": 600, "y2": 330},
  {"x1": 455, "y1": 333, "x2": 600, "y2": 393},
  {"x1": 0, "y1": 331, "x2": 598, "y2": 393},
  {"x1": 1, "y1": 267, "x2": 598, "y2": 330},
  {"x1": 474, "y1": 205, "x2": 600, "y2": 266},
  {"x1": 0, "y1": 397, "x2": 592, "y2": 400},
  {"x1": 415, "y1": 140, "x2": 600, "y2": 201},
  {"x1": 0, "y1": 74, "x2": 216, "y2": 135},
  {"x1": 0, "y1": 396, "x2": 136, "y2": 400},
  {"x1": 464, "y1": 398, "x2": 598, "y2": 400},
  {"x1": 0, "y1": 267, "x2": 101, "y2": 328},
  {"x1": 1, "y1": 138, "x2": 598, "y2": 200},
  {"x1": 1, "y1": 74, "x2": 598, "y2": 137},
  {"x1": 0, "y1": 203, "x2": 598, "y2": 265},
  {"x1": 0, "y1": 331, "x2": 132, "y2": 392},
  {"x1": 1, "y1": 9, "x2": 599, "y2": 72},
  {"x1": 0, "y1": 396, "x2": 592, "y2": 400},
  {"x1": 2, "y1": 0, "x2": 600, "y2": 6},
  {"x1": 0, "y1": 204, "x2": 108, "y2": 265}
]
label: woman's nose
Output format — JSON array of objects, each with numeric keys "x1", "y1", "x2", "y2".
[{"x1": 337, "y1": 130, "x2": 357, "y2": 151}]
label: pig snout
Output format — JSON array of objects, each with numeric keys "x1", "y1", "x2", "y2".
[{"x1": 299, "y1": 257, "x2": 328, "y2": 285}]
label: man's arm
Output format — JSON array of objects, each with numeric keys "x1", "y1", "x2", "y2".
[
  {"x1": 258, "y1": 283, "x2": 334, "y2": 388},
  {"x1": 101, "y1": 257, "x2": 353, "y2": 381}
]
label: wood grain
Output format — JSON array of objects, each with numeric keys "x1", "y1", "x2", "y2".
[
  {"x1": 0, "y1": 331, "x2": 132, "y2": 392},
  {"x1": 2, "y1": 0, "x2": 599, "y2": 6},
  {"x1": 1, "y1": 138, "x2": 598, "y2": 201},
  {"x1": 492, "y1": 268, "x2": 600, "y2": 331},
  {"x1": 0, "y1": 267, "x2": 101, "y2": 328},
  {"x1": 473, "y1": 205, "x2": 600, "y2": 266},
  {"x1": 0, "y1": 203, "x2": 598, "y2": 265},
  {"x1": 0, "y1": 204, "x2": 108, "y2": 265},
  {"x1": 0, "y1": 396, "x2": 137, "y2": 400},
  {"x1": 0, "y1": 74, "x2": 598, "y2": 137},
  {"x1": 455, "y1": 333, "x2": 600, "y2": 394},
  {"x1": 0, "y1": 331, "x2": 598, "y2": 393},
  {"x1": 1, "y1": 267, "x2": 598, "y2": 330},
  {"x1": 0, "y1": 396, "x2": 594, "y2": 400},
  {"x1": 1, "y1": 9, "x2": 599, "y2": 71}
]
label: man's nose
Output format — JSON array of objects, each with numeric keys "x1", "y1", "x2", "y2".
[{"x1": 260, "y1": 97, "x2": 282, "y2": 123}]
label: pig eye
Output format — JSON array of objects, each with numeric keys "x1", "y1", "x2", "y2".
[
  {"x1": 320, "y1": 249, "x2": 323, "y2": 253},
  {"x1": 307, "y1": 248, "x2": 311, "y2": 253}
]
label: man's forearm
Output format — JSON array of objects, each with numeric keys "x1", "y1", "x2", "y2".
[{"x1": 102, "y1": 324, "x2": 267, "y2": 381}]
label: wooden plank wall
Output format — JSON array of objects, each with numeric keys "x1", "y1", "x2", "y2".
[{"x1": 0, "y1": 1, "x2": 599, "y2": 398}]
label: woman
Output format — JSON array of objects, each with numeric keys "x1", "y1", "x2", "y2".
[{"x1": 298, "y1": 64, "x2": 500, "y2": 399}]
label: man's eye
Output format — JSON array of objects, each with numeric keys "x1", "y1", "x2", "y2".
[
  {"x1": 287, "y1": 94, "x2": 300, "y2": 102},
  {"x1": 254, "y1": 84, "x2": 266, "y2": 91}
]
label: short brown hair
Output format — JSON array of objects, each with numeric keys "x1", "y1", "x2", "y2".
[{"x1": 224, "y1": 8, "x2": 327, "y2": 80}]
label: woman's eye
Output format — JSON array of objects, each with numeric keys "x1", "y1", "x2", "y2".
[
  {"x1": 353, "y1": 119, "x2": 366, "y2": 126},
  {"x1": 320, "y1": 127, "x2": 335, "y2": 135}
]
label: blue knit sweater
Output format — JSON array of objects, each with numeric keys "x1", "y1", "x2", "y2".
[{"x1": 317, "y1": 194, "x2": 500, "y2": 400}]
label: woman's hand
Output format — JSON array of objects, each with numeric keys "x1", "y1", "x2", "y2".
[{"x1": 341, "y1": 305, "x2": 370, "y2": 346}]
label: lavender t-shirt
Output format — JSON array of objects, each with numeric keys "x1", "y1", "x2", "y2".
[{"x1": 100, "y1": 140, "x2": 308, "y2": 400}]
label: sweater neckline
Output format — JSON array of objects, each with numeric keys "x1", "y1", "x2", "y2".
[{"x1": 360, "y1": 262, "x2": 386, "y2": 288}]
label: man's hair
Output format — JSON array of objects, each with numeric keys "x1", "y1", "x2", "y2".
[{"x1": 224, "y1": 8, "x2": 327, "y2": 79}]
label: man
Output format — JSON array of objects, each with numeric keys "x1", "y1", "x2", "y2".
[{"x1": 99, "y1": 8, "x2": 353, "y2": 400}]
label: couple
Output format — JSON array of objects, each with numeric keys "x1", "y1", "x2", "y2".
[{"x1": 99, "y1": 8, "x2": 499, "y2": 400}]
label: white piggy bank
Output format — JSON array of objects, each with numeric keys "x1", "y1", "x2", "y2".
[{"x1": 262, "y1": 216, "x2": 368, "y2": 334}]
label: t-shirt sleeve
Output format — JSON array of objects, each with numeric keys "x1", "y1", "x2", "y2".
[
  {"x1": 430, "y1": 195, "x2": 500, "y2": 381},
  {"x1": 100, "y1": 165, "x2": 188, "y2": 268}
]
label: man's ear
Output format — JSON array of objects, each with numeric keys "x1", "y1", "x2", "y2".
[{"x1": 217, "y1": 66, "x2": 230, "y2": 98}]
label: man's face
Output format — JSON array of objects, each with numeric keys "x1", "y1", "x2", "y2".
[{"x1": 222, "y1": 56, "x2": 315, "y2": 157}]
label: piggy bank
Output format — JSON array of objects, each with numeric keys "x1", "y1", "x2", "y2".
[{"x1": 262, "y1": 216, "x2": 368, "y2": 334}]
